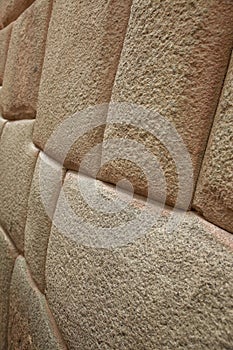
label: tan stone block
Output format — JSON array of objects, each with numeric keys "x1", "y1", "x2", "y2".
[
  {"x1": 33, "y1": 0, "x2": 132, "y2": 171},
  {"x1": 98, "y1": 0, "x2": 233, "y2": 208},
  {"x1": 0, "y1": 23, "x2": 12, "y2": 84},
  {"x1": 25, "y1": 152, "x2": 65, "y2": 292},
  {"x1": 45, "y1": 171, "x2": 233, "y2": 350},
  {"x1": 0, "y1": 116, "x2": 6, "y2": 137},
  {"x1": 0, "y1": 120, "x2": 39, "y2": 252},
  {"x1": 0, "y1": 0, "x2": 34, "y2": 28},
  {"x1": 8, "y1": 256, "x2": 67, "y2": 349},
  {"x1": 193, "y1": 52, "x2": 233, "y2": 233},
  {"x1": 0, "y1": 226, "x2": 18, "y2": 350},
  {"x1": 0, "y1": 0, "x2": 52, "y2": 120}
]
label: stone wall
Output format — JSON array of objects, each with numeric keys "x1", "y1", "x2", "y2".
[{"x1": 0, "y1": 1, "x2": 232, "y2": 349}]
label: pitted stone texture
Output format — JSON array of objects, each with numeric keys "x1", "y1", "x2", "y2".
[
  {"x1": 0, "y1": 116, "x2": 6, "y2": 137},
  {"x1": 0, "y1": 227, "x2": 17, "y2": 350},
  {"x1": 0, "y1": 120, "x2": 39, "y2": 252},
  {"x1": 8, "y1": 256, "x2": 67, "y2": 350},
  {"x1": 194, "y1": 53, "x2": 233, "y2": 233},
  {"x1": 0, "y1": 23, "x2": 12, "y2": 84},
  {"x1": 25, "y1": 152, "x2": 65, "y2": 292},
  {"x1": 98, "y1": 0, "x2": 233, "y2": 208},
  {"x1": 0, "y1": 0, "x2": 52, "y2": 120},
  {"x1": 46, "y1": 172, "x2": 233, "y2": 350},
  {"x1": 0, "y1": 0, "x2": 34, "y2": 28},
  {"x1": 33, "y1": 0, "x2": 132, "y2": 172}
]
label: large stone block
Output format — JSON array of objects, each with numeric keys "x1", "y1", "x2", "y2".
[
  {"x1": 25, "y1": 152, "x2": 65, "y2": 292},
  {"x1": 193, "y1": 52, "x2": 233, "y2": 233},
  {"x1": 45, "y1": 171, "x2": 233, "y2": 350},
  {"x1": 98, "y1": 0, "x2": 233, "y2": 208},
  {"x1": 0, "y1": 0, "x2": 34, "y2": 28},
  {"x1": 33, "y1": 0, "x2": 132, "y2": 172},
  {"x1": 0, "y1": 120, "x2": 39, "y2": 252},
  {"x1": 0, "y1": 226, "x2": 18, "y2": 350},
  {"x1": 0, "y1": 0, "x2": 52, "y2": 119},
  {"x1": 8, "y1": 256, "x2": 67, "y2": 349},
  {"x1": 0, "y1": 23, "x2": 12, "y2": 84}
]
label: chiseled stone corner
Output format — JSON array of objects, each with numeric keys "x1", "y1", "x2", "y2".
[
  {"x1": 0, "y1": 226, "x2": 18, "y2": 350},
  {"x1": 25, "y1": 152, "x2": 66, "y2": 292},
  {"x1": 98, "y1": 0, "x2": 233, "y2": 209},
  {"x1": 193, "y1": 52, "x2": 233, "y2": 233},
  {"x1": 8, "y1": 256, "x2": 67, "y2": 350},
  {"x1": 45, "y1": 172, "x2": 233, "y2": 349},
  {"x1": 33, "y1": 0, "x2": 132, "y2": 172},
  {"x1": 1, "y1": 0, "x2": 53, "y2": 120},
  {"x1": 0, "y1": 115, "x2": 7, "y2": 137},
  {"x1": 0, "y1": 120, "x2": 39, "y2": 252},
  {"x1": 0, "y1": 0, "x2": 34, "y2": 29},
  {"x1": 0, "y1": 23, "x2": 12, "y2": 85}
]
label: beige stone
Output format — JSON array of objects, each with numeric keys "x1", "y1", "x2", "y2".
[
  {"x1": 46, "y1": 171, "x2": 233, "y2": 350},
  {"x1": 0, "y1": 0, "x2": 34, "y2": 28},
  {"x1": 33, "y1": 0, "x2": 132, "y2": 172},
  {"x1": 25, "y1": 152, "x2": 65, "y2": 292},
  {"x1": 0, "y1": 0, "x2": 52, "y2": 120},
  {"x1": 0, "y1": 116, "x2": 6, "y2": 137},
  {"x1": 98, "y1": 0, "x2": 233, "y2": 208},
  {"x1": 8, "y1": 256, "x2": 67, "y2": 349},
  {"x1": 0, "y1": 120, "x2": 39, "y2": 252},
  {"x1": 0, "y1": 226, "x2": 18, "y2": 350},
  {"x1": 193, "y1": 52, "x2": 233, "y2": 233},
  {"x1": 0, "y1": 23, "x2": 12, "y2": 84}
]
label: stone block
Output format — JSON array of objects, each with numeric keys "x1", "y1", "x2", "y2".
[
  {"x1": 0, "y1": 120, "x2": 39, "y2": 251},
  {"x1": 1, "y1": 0, "x2": 52, "y2": 119},
  {"x1": 0, "y1": 23, "x2": 12, "y2": 84}
]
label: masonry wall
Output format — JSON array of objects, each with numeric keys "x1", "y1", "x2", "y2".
[{"x1": 0, "y1": 1, "x2": 232, "y2": 349}]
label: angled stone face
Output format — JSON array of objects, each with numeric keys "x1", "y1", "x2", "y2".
[
  {"x1": 193, "y1": 52, "x2": 233, "y2": 233},
  {"x1": 25, "y1": 152, "x2": 65, "y2": 292},
  {"x1": 0, "y1": 23, "x2": 12, "y2": 85},
  {"x1": 33, "y1": 0, "x2": 132, "y2": 172},
  {"x1": 0, "y1": 0, "x2": 52, "y2": 120},
  {"x1": 0, "y1": 0, "x2": 34, "y2": 28},
  {"x1": 0, "y1": 116, "x2": 6, "y2": 137},
  {"x1": 0, "y1": 227, "x2": 18, "y2": 350},
  {"x1": 45, "y1": 172, "x2": 233, "y2": 350},
  {"x1": 0, "y1": 120, "x2": 39, "y2": 252},
  {"x1": 98, "y1": 0, "x2": 233, "y2": 208},
  {"x1": 8, "y1": 256, "x2": 67, "y2": 350}
]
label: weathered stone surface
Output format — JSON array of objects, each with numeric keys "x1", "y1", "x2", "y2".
[
  {"x1": 46, "y1": 172, "x2": 233, "y2": 350},
  {"x1": 8, "y1": 256, "x2": 67, "y2": 350},
  {"x1": 33, "y1": 0, "x2": 132, "y2": 172},
  {"x1": 0, "y1": 120, "x2": 39, "y2": 252},
  {"x1": 0, "y1": 116, "x2": 6, "y2": 137},
  {"x1": 193, "y1": 52, "x2": 233, "y2": 233},
  {"x1": 0, "y1": 23, "x2": 12, "y2": 84},
  {"x1": 98, "y1": 0, "x2": 233, "y2": 208},
  {"x1": 0, "y1": 0, "x2": 52, "y2": 119},
  {"x1": 0, "y1": 226, "x2": 18, "y2": 350},
  {"x1": 25, "y1": 152, "x2": 65, "y2": 292},
  {"x1": 0, "y1": 0, "x2": 34, "y2": 28}
]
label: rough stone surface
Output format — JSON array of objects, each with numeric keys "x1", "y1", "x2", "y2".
[
  {"x1": 0, "y1": 23, "x2": 12, "y2": 84},
  {"x1": 33, "y1": 0, "x2": 132, "y2": 172},
  {"x1": 0, "y1": 116, "x2": 6, "y2": 137},
  {"x1": 193, "y1": 52, "x2": 233, "y2": 233},
  {"x1": 98, "y1": 0, "x2": 233, "y2": 208},
  {"x1": 46, "y1": 172, "x2": 233, "y2": 350},
  {"x1": 0, "y1": 0, "x2": 34, "y2": 28},
  {"x1": 25, "y1": 152, "x2": 65, "y2": 292},
  {"x1": 0, "y1": 226, "x2": 18, "y2": 350},
  {"x1": 0, "y1": 120, "x2": 39, "y2": 252},
  {"x1": 0, "y1": 0, "x2": 52, "y2": 120},
  {"x1": 8, "y1": 256, "x2": 67, "y2": 350}
]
